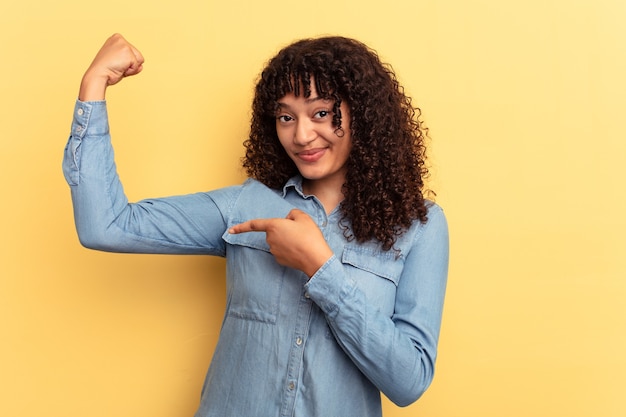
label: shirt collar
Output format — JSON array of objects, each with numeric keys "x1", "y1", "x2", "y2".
[{"x1": 281, "y1": 175, "x2": 305, "y2": 198}]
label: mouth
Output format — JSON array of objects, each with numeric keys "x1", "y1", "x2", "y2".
[{"x1": 296, "y1": 148, "x2": 327, "y2": 163}]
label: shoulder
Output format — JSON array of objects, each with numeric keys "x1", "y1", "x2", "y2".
[
  {"x1": 390, "y1": 201, "x2": 449, "y2": 256},
  {"x1": 205, "y1": 179, "x2": 278, "y2": 204},
  {"x1": 216, "y1": 179, "x2": 295, "y2": 225},
  {"x1": 424, "y1": 201, "x2": 447, "y2": 228},
  {"x1": 414, "y1": 201, "x2": 448, "y2": 241}
]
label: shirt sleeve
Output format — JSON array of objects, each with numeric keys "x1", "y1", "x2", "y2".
[
  {"x1": 304, "y1": 205, "x2": 449, "y2": 406},
  {"x1": 62, "y1": 100, "x2": 233, "y2": 255}
]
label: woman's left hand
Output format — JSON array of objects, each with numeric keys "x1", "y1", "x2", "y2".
[{"x1": 229, "y1": 209, "x2": 333, "y2": 278}]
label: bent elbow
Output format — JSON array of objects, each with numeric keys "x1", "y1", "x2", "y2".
[
  {"x1": 77, "y1": 234, "x2": 103, "y2": 251},
  {"x1": 389, "y1": 380, "x2": 433, "y2": 407},
  {"x1": 75, "y1": 224, "x2": 115, "y2": 252},
  {"x1": 391, "y1": 387, "x2": 428, "y2": 408},
  {"x1": 387, "y1": 358, "x2": 436, "y2": 407}
]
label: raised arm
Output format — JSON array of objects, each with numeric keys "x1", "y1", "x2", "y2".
[{"x1": 63, "y1": 35, "x2": 229, "y2": 256}]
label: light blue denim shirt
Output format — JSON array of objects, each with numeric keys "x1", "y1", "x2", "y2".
[{"x1": 63, "y1": 100, "x2": 449, "y2": 417}]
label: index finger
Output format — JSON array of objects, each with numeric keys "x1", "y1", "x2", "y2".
[{"x1": 229, "y1": 218, "x2": 273, "y2": 234}]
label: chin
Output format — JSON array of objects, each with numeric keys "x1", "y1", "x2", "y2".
[{"x1": 299, "y1": 171, "x2": 325, "y2": 181}]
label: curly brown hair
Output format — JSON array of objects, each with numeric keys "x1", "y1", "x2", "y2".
[{"x1": 243, "y1": 36, "x2": 431, "y2": 251}]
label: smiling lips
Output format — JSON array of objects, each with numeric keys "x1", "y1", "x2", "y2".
[{"x1": 296, "y1": 148, "x2": 327, "y2": 163}]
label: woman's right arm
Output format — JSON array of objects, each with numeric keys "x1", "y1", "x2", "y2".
[{"x1": 63, "y1": 34, "x2": 230, "y2": 256}]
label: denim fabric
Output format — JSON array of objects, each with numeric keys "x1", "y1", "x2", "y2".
[{"x1": 63, "y1": 100, "x2": 449, "y2": 417}]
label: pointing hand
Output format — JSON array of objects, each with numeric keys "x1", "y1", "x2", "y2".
[{"x1": 229, "y1": 209, "x2": 333, "y2": 278}]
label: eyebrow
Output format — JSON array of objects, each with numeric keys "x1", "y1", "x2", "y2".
[{"x1": 276, "y1": 96, "x2": 330, "y2": 108}]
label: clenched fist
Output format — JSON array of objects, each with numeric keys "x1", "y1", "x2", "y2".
[{"x1": 79, "y1": 34, "x2": 144, "y2": 101}]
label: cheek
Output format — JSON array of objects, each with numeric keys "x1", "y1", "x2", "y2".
[
  {"x1": 275, "y1": 127, "x2": 290, "y2": 150},
  {"x1": 338, "y1": 135, "x2": 353, "y2": 159}
]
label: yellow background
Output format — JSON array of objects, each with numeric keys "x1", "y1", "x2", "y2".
[{"x1": 1, "y1": 0, "x2": 624, "y2": 416}]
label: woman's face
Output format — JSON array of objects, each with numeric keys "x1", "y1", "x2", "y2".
[{"x1": 275, "y1": 84, "x2": 352, "y2": 192}]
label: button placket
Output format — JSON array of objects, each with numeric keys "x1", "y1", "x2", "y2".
[{"x1": 280, "y1": 291, "x2": 313, "y2": 416}]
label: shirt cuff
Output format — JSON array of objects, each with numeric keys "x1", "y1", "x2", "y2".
[
  {"x1": 71, "y1": 100, "x2": 109, "y2": 139},
  {"x1": 304, "y1": 255, "x2": 356, "y2": 320}
]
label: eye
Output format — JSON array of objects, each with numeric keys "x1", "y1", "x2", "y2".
[
  {"x1": 314, "y1": 110, "x2": 331, "y2": 119},
  {"x1": 277, "y1": 115, "x2": 294, "y2": 123}
]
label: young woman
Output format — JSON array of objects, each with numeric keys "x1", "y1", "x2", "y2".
[{"x1": 63, "y1": 33, "x2": 449, "y2": 417}]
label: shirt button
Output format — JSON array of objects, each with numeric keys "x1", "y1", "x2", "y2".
[
  {"x1": 288, "y1": 381, "x2": 295, "y2": 390},
  {"x1": 77, "y1": 108, "x2": 84, "y2": 116},
  {"x1": 295, "y1": 336, "x2": 303, "y2": 346},
  {"x1": 75, "y1": 126, "x2": 82, "y2": 132},
  {"x1": 304, "y1": 292, "x2": 310, "y2": 299}
]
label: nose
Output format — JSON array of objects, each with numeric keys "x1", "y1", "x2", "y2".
[{"x1": 294, "y1": 118, "x2": 316, "y2": 145}]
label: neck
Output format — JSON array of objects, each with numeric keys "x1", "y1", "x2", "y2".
[{"x1": 302, "y1": 178, "x2": 345, "y2": 215}]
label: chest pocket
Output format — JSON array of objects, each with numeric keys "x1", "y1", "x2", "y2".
[
  {"x1": 341, "y1": 245, "x2": 404, "y2": 317},
  {"x1": 222, "y1": 230, "x2": 285, "y2": 324}
]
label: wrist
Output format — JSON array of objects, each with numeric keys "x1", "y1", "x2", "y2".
[
  {"x1": 305, "y1": 248, "x2": 333, "y2": 279},
  {"x1": 78, "y1": 71, "x2": 109, "y2": 101}
]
